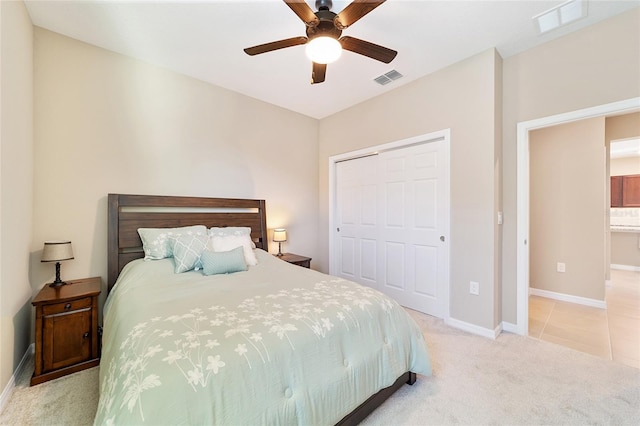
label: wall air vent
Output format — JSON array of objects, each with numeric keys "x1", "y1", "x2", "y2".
[{"x1": 374, "y1": 70, "x2": 404, "y2": 86}]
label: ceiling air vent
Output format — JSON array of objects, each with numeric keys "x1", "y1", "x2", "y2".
[
  {"x1": 374, "y1": 70, "x2": 403, "y2": 86},
  {"x1": 534, "y1": 0, "x2": 587, "y2": 34}
]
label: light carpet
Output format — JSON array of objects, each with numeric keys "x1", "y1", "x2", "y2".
[{"x1": 1, "y1": 310, "x2": 638, "y2": 425}]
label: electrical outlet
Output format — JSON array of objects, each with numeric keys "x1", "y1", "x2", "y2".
[
  {"x1": 557, "y1": 262, "x2": 566, "y2": 273},
  {"x1": 470, "y1": 281, "x2": 479, "y2": 295}
]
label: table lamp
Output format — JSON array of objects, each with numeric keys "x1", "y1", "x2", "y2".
[
  {"x1": 41, "y1": 241, "x2": 74, "y2": 287},
  {"x1": 273, "y1": 229, "x2": 287, "y2": 257}
]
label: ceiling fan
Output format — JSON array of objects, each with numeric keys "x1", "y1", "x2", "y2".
[{"x1": 244, "y1": 0, "x2": 397, "y2": 84}]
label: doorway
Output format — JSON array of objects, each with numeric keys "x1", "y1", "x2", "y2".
[
  {"x1": 515, "y1": 97, "x2": 640, "y2": 335},
  {"x1": 329, "y1": 130, "x2": 451, "y2": 319}
]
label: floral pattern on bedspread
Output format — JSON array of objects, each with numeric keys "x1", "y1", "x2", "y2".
[{"x1": 96, "y1": 278, "x2": 399, "y2": 424}]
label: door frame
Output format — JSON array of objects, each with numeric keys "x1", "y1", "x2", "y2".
[
  {"x1": 515, "y1": 97, "x2": 640, "y2": 335},
  {"x1": 328, "y1": 129, "x2": 451, "y2": 320}
]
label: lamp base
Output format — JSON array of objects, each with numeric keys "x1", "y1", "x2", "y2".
[
  {"x1": 276, "y1": 242, "x2": 283, "y2": 257},
  {"x1": 48, "y1": 262, "x2": 68, "y2": 288}
]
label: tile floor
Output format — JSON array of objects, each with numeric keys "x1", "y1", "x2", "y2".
[{"x1": 529, "y1": 269, "x2": 640, "y2": 369}]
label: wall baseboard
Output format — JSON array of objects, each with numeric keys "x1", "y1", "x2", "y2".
[
  {"x1": 611, "y1": 264, "x2": 640, "y2": 272},
  {"x1": 529, "y1": 288, "x2": 606, "y2": 309},
  {"x1": 501, "y1": 321, "x2": 518, "y2": 333},
  {"x1": 445, "y1": 317, "x2": 500, "y2": 339},
  {"x1": 0, "y1": 343, "x2": 33, "y2": 415}
]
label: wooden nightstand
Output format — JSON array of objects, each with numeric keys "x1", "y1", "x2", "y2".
[
  {"x1": 277, "y1": 253, "x2": 312, "y2": 268},
  {"x1": 31, "y1": 277, "x2": 101, "y2": 386}
]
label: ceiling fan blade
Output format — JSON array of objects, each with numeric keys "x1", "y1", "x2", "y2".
[
  {"x1": 284, "y1": 0, "x2": 320, "y2": 27},
  {"x1": 244, "y1": 36, "x2": 308, "y2": 56},
  {"x1": 334, "y1": 0, "x2": 385, "y2": 29},
  {"x1": 339, "y1": 36, "x2": 397, "y2": 63},
  {"x1": 311, "y1": 62, "x2": 327, "y2": 84}
]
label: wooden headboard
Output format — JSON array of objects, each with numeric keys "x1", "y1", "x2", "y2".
[{"x1": 107, "y1": 194, "x2": 268, "y2": 291}]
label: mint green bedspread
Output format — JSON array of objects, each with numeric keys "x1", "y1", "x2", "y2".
[{"x1": 94, "y1": 250, "x2": 431, "y2": 425}]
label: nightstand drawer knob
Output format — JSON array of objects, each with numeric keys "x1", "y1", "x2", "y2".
[
  {"x1": 64, "y1": 303, "x2": 72, "y2": 311},
  {"x1": 83, "y1": 332, "x2": 90, "y2": 339}
]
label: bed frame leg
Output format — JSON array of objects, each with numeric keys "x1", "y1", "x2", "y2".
[{"x1": 406, "y1": 372, "x2": 416, "y2": 385}]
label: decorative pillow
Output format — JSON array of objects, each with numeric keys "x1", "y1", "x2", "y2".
[
  {"x1": 208, "y1": 227, "x2": 257, "y2": 249},
  {"x1": 138, "y1": 225, "x2": 207, "y2": 260},
  {"x1": 201, "y1": 247, "x2": 247, "y2": 276},
  {"x1": 211, "y1": 234, "x2": 258, "y2": 266},
  {"x1": 170, "y1": 233, "x2": 209, "y2": 273}
]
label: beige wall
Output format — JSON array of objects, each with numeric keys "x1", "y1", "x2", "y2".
[
  {"x1": 32, "y1": 27, "x2": 319, "y2": 318},
  {"x1": 606, "y1": 112, "x2": 640, "y2": 148},
  {"x1": 493, "y1": 52, "x2": 503, "y2": 326},
  {"x1": 502, "y1": 9, "x2": 640, "y2": 322},
  {"x1": 608, "y1": 112, "x2": 640, "y2": 176},
  {"x1": 529, "y1": 118, "x2": 606, "y2": 300},
  {"x1": 611, "y1": 232, "x2": 640, "y2": 267},
  {"x1": 606, "y1": 112, "x2": 640, "y2": 276},
  {"x1": 319, "y1": 49, "x2": 502, "y2": 330},
  {"x1": 0, "y1": 0, "x2": 34, "y2": 392},
  {"x1": 611, "y1": 157, "x2": 640, "y2": 176}
]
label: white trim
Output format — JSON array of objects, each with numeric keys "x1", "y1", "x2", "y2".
[
  {"x1": 501, "y1": 321, "x2": 518, "y2": 333},
  {"x1": 516, "y1": 97, "x2": 640, "y2": 336},
  {"x1": 610, "y1": 264, "x2": 640, "y2": 272},
  {"x1": 0, "y1": 343, "x2": 33, "y2": 415},
  {"x1": 328, "y1": 129, "x2": 452, "y2": 321},
  {"x1": 445, "y1": 317, "x2": 501, "y2": 339},
  {"x1": 529, "y1": 287, "x2": 607, "y2": 309}
]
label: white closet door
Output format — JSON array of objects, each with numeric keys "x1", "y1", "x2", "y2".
[
  {"x1": 335, "y1": 139, "x2": 449, "y2": 318},
  {"x1": 335, "y1": 154, "x2": 379, "y2": 288}
]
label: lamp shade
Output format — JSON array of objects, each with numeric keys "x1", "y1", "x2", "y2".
[
  {"x1": 273, "y1": 229, "x2": 287, "y2": 242},
  {"x1": 41, "y1": 241, "x2": 74, "y2": 262},
  {"x1": 305, "y1": 36, "x2": 342, "y2": 64}
]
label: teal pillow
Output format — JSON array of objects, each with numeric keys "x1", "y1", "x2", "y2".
[
  {"x1": 138, "y1": 225, "x2": 207, "y2": 260},
  {"x1": 170, "y1": 233, "x2": 209, "y2": 274},
  {"x1": 201, "y1": 247, "x2": 247, "y2": 276}
]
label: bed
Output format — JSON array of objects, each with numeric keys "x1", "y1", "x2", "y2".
[{"x1": 95, "y1": 194, "x2": 431, "y2": 425}]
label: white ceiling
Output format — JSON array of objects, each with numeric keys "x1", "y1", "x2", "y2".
[{"x1": 24, "y1": 0, "x2": 640, "y2": 119}]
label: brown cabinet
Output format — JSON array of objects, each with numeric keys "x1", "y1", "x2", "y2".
[
  {"x1": 31, "y1": 277, "x2": 101, "y2": 385},
  {"x1": 611, "y1": 176, "x2": 623, "y2": 207},
  {"x1": 622, "y1": 175, "x2": 640, "y2": 206},
  {"x1": 277, "y1": 253, "x2": 312, "y2": 268},
  {"x1": 611, "y1": 174, "x2": 640, "y2": 207}
]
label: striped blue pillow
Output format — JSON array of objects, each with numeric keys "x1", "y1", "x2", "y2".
[{"x1": 201, "y1": 247, "x2": 247, "y2": 276}]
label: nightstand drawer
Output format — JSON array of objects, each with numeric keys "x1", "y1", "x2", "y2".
[{"x1": 42, "y1": 297, "x2": 92, "y2": 316}]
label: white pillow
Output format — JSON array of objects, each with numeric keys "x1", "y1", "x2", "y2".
[
  {"x1": 211, "y1": 234, "x2": 258, "y2": 266},
  {"x1": 208, "y1": 227, "x2": 257, "y2": 249},
  {"x1": 138, "y1": 225, "x2": 207, "y2": 260}
]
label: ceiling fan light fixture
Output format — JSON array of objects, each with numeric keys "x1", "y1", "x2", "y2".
[{"x1": 306, "y1": 36, "x2": 342, "y2": 64}]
